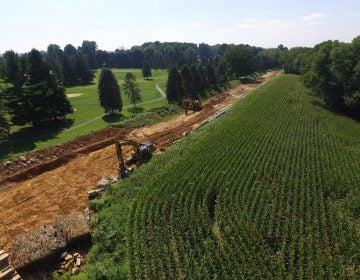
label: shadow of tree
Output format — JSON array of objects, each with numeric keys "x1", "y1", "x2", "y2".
[
  {"x1": 102, "y1": 114, "x2": 125, "y2": 124},
  {"x1": 127, "y1": 107, "x2": 145, "y2": 114},
  {"x1": 0, "y1": 118, "x2": 75, "y2": 160}
]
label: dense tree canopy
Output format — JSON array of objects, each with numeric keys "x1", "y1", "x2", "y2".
[
  {"x1": 98, "y1": 68, "x2": 122, "y2": 114},
  {"x1": 222, "y1": 46, "x2": 255, "y2": 79},
  {"x1": 282, "y1": 36, "x2": 360, "y2": 118}
]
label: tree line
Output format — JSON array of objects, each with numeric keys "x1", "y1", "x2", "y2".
[
  {"x1": 0, "y1": 41, "x2": 286, "y2": 140},
  {"x1": 282, "y1": 36, "x2": 360, "y2": 118},
  {"x1": 166, "y1": 44, "x2": 286, "y2": 103}
]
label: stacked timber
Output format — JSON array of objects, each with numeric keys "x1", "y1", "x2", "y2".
[{"x1": 0, "y1": 250, "x2": 21, "y2": 280}]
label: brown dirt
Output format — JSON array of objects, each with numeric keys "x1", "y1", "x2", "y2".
[
  {"x1": 0, "y1": 128, "x2": 126, "y2": 188},
  {"x1": 0, "y1": 71, "x2": 279, "y2": 258}
]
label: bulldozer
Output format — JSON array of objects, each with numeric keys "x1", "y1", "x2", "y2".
[
  {"x1": 182, "y1": 98, "x2": 202, "y2": 115},
  {"x1": 115, "y1": 139, "x2": 156, "y2": 178}
]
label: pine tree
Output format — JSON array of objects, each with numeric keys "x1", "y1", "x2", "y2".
[
  {"x1": 206, "y1": 64, "x2": 217, "y2": 88},
  {"x1": 190, "y1": 66, "x2": 202, "y2": 97},
  {"x1": 123, "y1": 72, "x2": 142, "y2": 109},
  {"x1": 180, "y1": 65, "x2": 193, "y2": 97},
  {"x1": 62, "y1": 56, "x2": 77, "y2": 86},
  {"x1": 8, "y1": 49, "x2": 73, "y2": 126},
  {"x1": 166, "y1": 67, "x2": 185, "y2": 103},
  {"x1": 0, "y1": 99, "x2": 9, "y2": 140},
  {"x1": 142, "y1": 60, "x2": 152, "y2": 80},
  {"x1": 75, "y1": 52, "x2": 94, "y2": 84},
  {"x1": 198, "y1": 66, "x2": 209, "y2": 93},
  {"x1": 98, "y1": 68, "x2": 122, "y2": 114}
]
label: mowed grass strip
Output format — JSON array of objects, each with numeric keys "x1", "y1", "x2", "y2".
[{"x1": 86, "y1": 74, "x2": 360, "y2": 279}]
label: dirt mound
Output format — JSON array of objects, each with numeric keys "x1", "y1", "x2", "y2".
[
  {"x1": 11, "y1": 212, "x2": 90, "y2": 270},
  {"x1": 0, "y1": 127, "x2": 126, "y2": 189}
]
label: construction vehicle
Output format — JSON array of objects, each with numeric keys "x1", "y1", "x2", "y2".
[
  {"x1": 182, "y1": 98, "x2": 202, "y2": 115},
  {"x1": 115, "y1": 139, "x2": 156, "y2": 178}
]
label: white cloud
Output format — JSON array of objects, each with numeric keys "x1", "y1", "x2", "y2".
[
  {"x1": 263, "y1": 19, "x2": 296, "y2": 30},
  {"x1": 216, "y1": 28, "x2": 236, "y2": 34},
  {"x1": 237, "y1": 18, "x2": 295, "y2": 30},
  {"x1": 242, "y1": 18, "x2": 261, "y2": 23},
  {"x1": 345, "y1": 12, "x2": 360, "y2": 16},
  {"x1": 191, "y1": 22, "x2": 201, "y2": 27},
  {"x1": 237, "y1": 23, "x2": 258, "y2": 29},
  {"x1": 302, "y1": 13, "x2": 329, "y2": 26}
]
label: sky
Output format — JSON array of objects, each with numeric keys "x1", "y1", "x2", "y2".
[{"x1": 0, "y1": 0, "x2": 360, "y2": 53}]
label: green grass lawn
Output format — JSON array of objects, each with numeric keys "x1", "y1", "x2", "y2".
[
  {"x1": 65, "y1": 69, "x2": 167, "y2": 126},
  {"x1": 1, "y1": 69, "x2": 168, "y2": 161}
]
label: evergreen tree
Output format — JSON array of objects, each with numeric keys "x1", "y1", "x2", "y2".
[
  {"x1": 180, "y1": 65, "x2": 193, "y2": 97},
  {"x1": 166, "y1": 67, "x2": 185, "y2": 103},
  {"x1": 123, "y1": 72, "x2": 142, "y2": 109},
  {"x1": 184, "y1": 47, "x2": 197, "y2": 64},
  {"x1": 8, "y1": 49, "x2": 72, "y2": 126},
  {"x1": 0, "y1": 50, "x2": 24, "y2": 86},
  {"x1": 62, "y1": 56, "x2": 77, "y2": 86},
  {"x1": 206, "y1": 64, "x2": 217, "y2": 88},
  {"x1": 81, "y1": 40, "x2": 98, "y2": 69},
  {"x1": 0, "y1": 99, "x2": 9, "y2": 140},
  {"x1": 198, "y1": 43, "x2": 213, "y2": 63},
  {"x1": 75, "y1": 52, "x2": 94, "y2": 84},
  {"x1": 198, "y1": 66, "x2": 209, "y2": 93},
  {"x1": 98, "y1": 68, "x2": 122, "y2": 114},
  {"x1": 64, "y1": 44, "x2": 77, "y2": 58},
  {"x1": 190, "y1": 66, "x2": 202, "y2": 97},
  {"x1": 46, "y1": 44, "x2": 64, "y2": 82},
  {"x1": 142, "y1": 61, "x2": 152, "y2": 80}
]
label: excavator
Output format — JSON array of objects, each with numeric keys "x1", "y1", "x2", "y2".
[
  {"x1": 115, "y1": 139, "x2": 156, "y2": 178},
  {"x1": 182, "y1": 98, "x2": 202, "y2": 115}
]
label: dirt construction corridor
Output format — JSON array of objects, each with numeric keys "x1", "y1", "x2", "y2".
[{"x1": 0, "y1": 71, "x2": 279, "y2": 257}]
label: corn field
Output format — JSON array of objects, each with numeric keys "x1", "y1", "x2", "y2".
[{"x1": 88, "y1": 74, "x2": 360, "y2": 279}]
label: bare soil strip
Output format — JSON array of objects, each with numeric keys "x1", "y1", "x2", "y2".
[{"x1": 0, "y1": 71, "x2": 279, "y2": 258}]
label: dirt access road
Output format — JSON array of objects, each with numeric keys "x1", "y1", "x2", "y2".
[{"x1": 0, "y1": 71, "x2": 279, "y2": 256}]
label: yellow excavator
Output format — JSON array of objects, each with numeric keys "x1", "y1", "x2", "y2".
[
  {"x1": 182, "y1": 98, "x2": 202, "y2": 115},
  {"x1": 115, "y1": 139, "x2": 156, "y2": 178}
]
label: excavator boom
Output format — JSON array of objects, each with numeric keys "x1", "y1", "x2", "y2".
[{"x1": 115, "y1": 139, "x2": 155, "y2": 178}]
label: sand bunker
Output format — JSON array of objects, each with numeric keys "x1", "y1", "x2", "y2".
[{"x1": 66, "y1": 93, "x2": 83, "y2": 98}]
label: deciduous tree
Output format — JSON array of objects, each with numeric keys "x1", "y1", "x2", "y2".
[
  {"x1": 222, "y1": 46, "x2": 254, "y2": 79},
  {"x1": 123, "y1": 72, "x2": 142, "y2": 109}
]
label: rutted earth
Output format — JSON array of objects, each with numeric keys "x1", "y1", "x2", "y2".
[{"x1": 0, "y1": 71, "x2": 279, "y2": 259}]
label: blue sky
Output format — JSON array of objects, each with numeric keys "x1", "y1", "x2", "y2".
[{"x1": 1, "y1": 0, "x2": 359, "y2": 52}]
